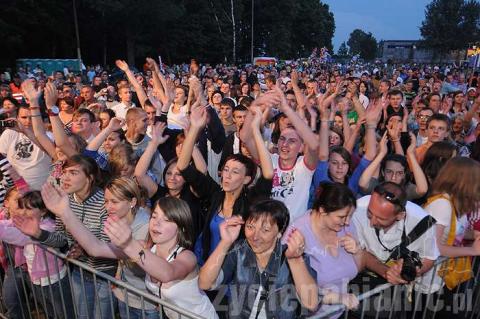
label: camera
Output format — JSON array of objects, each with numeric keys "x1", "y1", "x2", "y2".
[
  {"x1": 399, "y1": 248, "x2": 422, "y2": 282},
  {"x1": 0, "y1": 120, "x2": 15, "y2": 128}
]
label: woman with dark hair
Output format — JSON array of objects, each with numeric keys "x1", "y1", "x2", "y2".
[
  {"x1": 1, "y1": 96, "x2": 19, "y2": 118},
  {"x1": 313, "y1": 97, "x2": 381, "y2": 197},
  {"x1": 58, "y1": 97, "x2": 75, "y2": 129},
  {"x1": 289, "y1": 182, "x2": 360, "y2": 318},
  {"x1": 199, "y1": 199, "x2": 319, "y2": 318},
  {"x1": 420, "y1": 141, "x2": 457, "y2": 186},
  {"x1": 135, "y1": 123, "x2": 208, "y2": 239},
  {"x1": 210, "y1": 90, "x2": 224, "y2": 112},
  {"x1": 177, "y1": 106, "x2": 273, "y2": 266},
  {"x1": 99, "y1": 109, "x2": 116, "y2": 130},
  {"x1": 359, "y1": 133, "x2": 428, "y2": 200}
]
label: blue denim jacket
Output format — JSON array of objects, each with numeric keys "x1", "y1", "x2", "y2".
[{"x1": 218, "y1": 239, "x2": 318, "y2": 319}]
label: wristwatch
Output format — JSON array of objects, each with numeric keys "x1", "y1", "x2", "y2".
[{"x1": 48, "y1": 105, "x2": 60, "y2": 117}]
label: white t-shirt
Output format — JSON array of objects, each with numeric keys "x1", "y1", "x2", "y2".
[
  {"x1": 110, "y1": 102, "x2": 135, "y2": 121},
  {"x1": 0, "y1": 130, "x2": 51, "y2": 190},
  {"x1": 270, "y1": 154, "x2": 315, "y2": 223},
  {"x1": 352, "y1": 195, "x2": 440, "y2": 293},
  {"x1": 417, "y1": 195, "x2": 469, "y2": 293}
]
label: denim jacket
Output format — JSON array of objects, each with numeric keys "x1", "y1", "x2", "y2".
[{"x1": 217, "y1": 239, "x2": 318, "y2": 319}]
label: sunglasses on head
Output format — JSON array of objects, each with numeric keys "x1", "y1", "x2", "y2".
[{"x1": 375, "y1": 186, "x2": 406, "y2": 211}]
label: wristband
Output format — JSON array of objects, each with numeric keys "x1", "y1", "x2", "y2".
[
  {"x1": 130, "y1": 249, "x2": 145, "y2": 264},
  {"x1": 30, "y1": 114, "x2": 42, "y2": 118},
  {"x1": 366, "y1": 124, "x2": 377, "y2": 129}
]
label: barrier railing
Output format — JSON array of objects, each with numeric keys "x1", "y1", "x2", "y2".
[
  {"x1": 2, "y1": 241, "x2": 479, "y2": 319},
  {"x1": 308, "y1": 256, "x2": 480, "y2": 319},
  {"x1": 0, "y1": 243, "x2": 205, "y2": 319}
]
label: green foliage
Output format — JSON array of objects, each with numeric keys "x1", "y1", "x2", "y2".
[
  {"x1": 337, "y1": 42, "x2": 349, "y2": 56},
  {"x1": 420, "y1": 0, "x2": 480, "y2": 53},
  {"x1": 347, "y1": 29, "x2": 377, "y2": 60},
  {"x1": 0, "y1": 0, "x2": 335, "y2": 68}
]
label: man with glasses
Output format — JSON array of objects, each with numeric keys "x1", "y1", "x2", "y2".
[{"x1": 350, "y1": 182, "x2": 439, "y2": 317}]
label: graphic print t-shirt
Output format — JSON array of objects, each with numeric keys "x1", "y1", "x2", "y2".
[
  {"x1": 271, "y1": 154, "x2": 315, "y2": 223},
  {"x1": 0, "y1": 130, "x2": 51, "y2": 190}
]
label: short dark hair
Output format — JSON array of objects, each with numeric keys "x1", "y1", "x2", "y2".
[
  {"x1": 233, "y1": 105, "x2": 248, "y2": 114},
  {"x1": 427, "y1": 113, "x2": 450, "y2": 131},
  {"x1": 220, "y1": 98, "x2": 235, "y2": 109},
  {"x1": 388, "y1": 89, "x2": 403, "y2": 98},
  {"x1": 247, "y1": 199, "x2": 290, "y2": 234},
  {"x1": 312, "y1": 182, "x2": 356, "y2": 213},
  {"x1": 74, "y1": 108, "x2": 96, "y2": 122},
  {"x1": 223, "y1": 153, "x2": 256, "y2": 184}
]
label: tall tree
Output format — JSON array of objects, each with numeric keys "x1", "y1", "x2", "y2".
[
  {"x1": 337, "y1": 42, "x2": 349, "y2": 56},
  {"x1": 347, "y1": 29, "x2": 377, "y2": 60},
  {"x1": 420, "y1": 0, "x2": 480, "y2": 54}
]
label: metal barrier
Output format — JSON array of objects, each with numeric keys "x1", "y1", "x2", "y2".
[
  {"x1": 308, "y1": 256, "x2": 480, "y2": 319},
  {"x1": 2, "y1": 240, "x2": 480, "y2": 319},
  {"x1": 0, "y1": 243, "x2": 205, "y2": 319}
]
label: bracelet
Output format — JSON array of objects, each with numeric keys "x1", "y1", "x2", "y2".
[
  {"x1": 30, "y1": 114, "x2": 42, "y2": 118},
  {"x1": 130, "y1": 249, "x2": 145, "y2": 264},
  {"x1": 390, "y1": 139, "x2": 400, "y2": 142},
  {"x1": 366, "y1": 124, "x2": 376, "y2": 129},
  {"x1": 29, "y1": 106, "x2": 40, "y2": 110}
]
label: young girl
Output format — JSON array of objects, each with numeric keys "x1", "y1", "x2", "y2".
[
  {"x1": 40, "y1": 177, "x2": 156, "y2": 319},
  {"x1": 1, "y1": 191, "x2": 74, "y2": 319},
  {"x1": 105, "y1": 197, "x2": 218, "y2": 319}
]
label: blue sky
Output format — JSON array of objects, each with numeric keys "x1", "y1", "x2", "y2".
[{"x1": 322, "y1": 0, "x2": 432, "y2": 52}]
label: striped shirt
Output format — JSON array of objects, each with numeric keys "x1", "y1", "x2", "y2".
[
  {"x1": 0, "y1": 155, "x2": 13, "y2": 206},
  {"x1": 41, "y1": 188, "x2": 117, "y2": 273}
]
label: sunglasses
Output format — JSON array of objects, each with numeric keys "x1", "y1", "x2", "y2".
[{"x1": 375, "y1": 186, "x2": 406, "y2": 211}]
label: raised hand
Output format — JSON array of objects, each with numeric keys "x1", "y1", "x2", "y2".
[
  {"x1": 21, "y1": 79, "x2": 43, "y2": 103},
  {"x1": 189, "y1": 105, "x2": 208, "y2": 129},
  {"x1": 12, "y1": 214, "x2": 41, "y2": 238},
  {"x1": 250, "y1": 105, "x2": 263, "y2": 129},
  {"x1": 44, "y1": 82, "x2": 58, "y2": 109},
  {"x1": 407, "y1": 132, "x2": 417, "y2": 155},
  {"x1": 41, "y1": 183, "x2": 71, "y2": 218},
  {"x1": 104, "y1": 215, "x2": 133, "y2": 249},
  {"x1": 290, "y1": 69, "x2": 299, "y2": 86},
  {"x1": 379, "y1": 131, "x2": 389, "y2": 156},
  {"x1": 115, "y1": 60, "x2": 130, "y2": 72},
  {"x1": 365, "y1": 98, "x2": 383, "y2": 126},
  {"x1": 151, "y1": 122, "x2": 169, "y2": 145},
  {"x1": 219, "y1": 216, "x2": 244, "y2": 245},
  {"x1": 106, "y1": 117, "x2": 125, "y2": 131},
  {"x1": 145, "y1": 57, "x2": 158, "y2": 71},
  {"x1": 387, "y1": 121, "x2": 401, "y2": 141},
  {"x1": 285, "y1": 228, "x2": 306, "y2": 259}
]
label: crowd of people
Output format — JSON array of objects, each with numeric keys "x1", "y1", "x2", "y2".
[{"x1": 0, "y1": 58, "x2": 479, "y2": 319}]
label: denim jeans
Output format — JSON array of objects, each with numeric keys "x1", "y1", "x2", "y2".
[
  {"x1": 117, "y1": 298, "x2": 160, "y2": 319},
  {"x1": 2, "y1": 266, "x2": 30, "y2": 319},
  {"x1": 32, "y1": 275, "x2": 75, "y2": 319},
  {"x1": 71, "y1": 268, "x2": 115, "y2": 319}
]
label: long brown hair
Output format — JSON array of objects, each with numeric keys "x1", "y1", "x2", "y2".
[
  {"x1": 147, "y1": 197, "x2": 194, "y2": 250},
  {"x1": 431, "y1": 157, "x2": 480, "y2": 215}
]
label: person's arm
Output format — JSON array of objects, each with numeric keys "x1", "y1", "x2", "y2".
[
  {"x1": 145, "y1": 58, "x2": 171, "y2": 108},
  {"x1": 39, "y1": 183, "x2": 126, "y2": 258},
  {"x1": 349, "y1": 83, "x2": 366, "y2": 119},
  {"x1": 240, "y1": 91, "x2": 282, "y2": 160},
  {"x1": 364, "y1": 99, "x2": 383, "y2": 161},
  {"x1": 191, "y1": 146, "x2": 208, "y2": 174},
  {"x1": 86, "y1": 117, "x2": 124, "y2": 151},
  {"x1": 251, "y1": 106, "x2": 274, "y2": 179},
  {"x1": 198, "y1": 216, "x2": 243, "y2": 290},
  {"x1": 21, "y1": 79, "x2": 57, "y2": 159},
  {"x1": 115, "y1": 60, "x2": 148, "y2": 108},
  {"x1": 317, "y1": 96, "x2": 330, "y2": 161},
  {"x1": 105, "y1": 216, "x2": 196, "y2": 283},
  {"x1": 290, "y1": 70, "x2": 306, "y2": 109},
  {"x1": 405, "y1": 133, "x2": 428, "y2": 197},
  {"x1": 387, "y1": 120, "x2": 404, "y2": 155},
  {"x1": 358, "y1": 132, "x2": 388, "y2": 193},
  {"x1": 275, "y1": 87, "x2": 319, "y2": 168},
  {"x1": 364, "y1": 251, "x2": 389, "y2": 280},
  {"x1": 284, "y1": 228, "x2": 320, "y2": 311},
  {"x1": 44, "y1": 82, "x2": 78, "y2": 157},
  {"x1": 176, "y1": 106, "x2": 207, "y2": 172},
  {"x1": 205, "y1": 105, "x2": 226, "y2": 154},
  {"x1": 435, "y1": 225, "x2": 480, "y2": 257},
  {"x1": 134, "y1": 122, "x2": 169, "y2": 198},
  {"x1": 463, "y1": 98, "x2": 479, "y2": 131},
  {"x1": 12, "y1": 215, "x2": 69, "y2": 250}
]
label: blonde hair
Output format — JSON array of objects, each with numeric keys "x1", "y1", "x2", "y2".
[
  {"x1": 105, "y1": 177, "x2": 144, "y2": 215},
  {"x1": 109, "y1": 144, "x2": 138, "y2": 177},
  {"x1": 125, "y1": 108, "x2": 146, "y2": 124}
]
